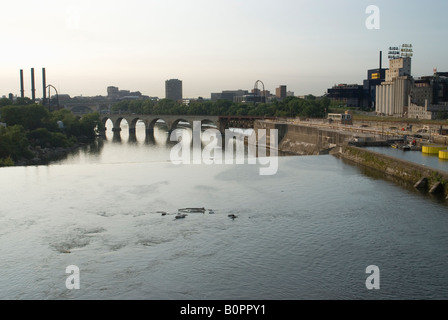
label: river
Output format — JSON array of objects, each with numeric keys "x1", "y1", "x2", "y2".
[
  {"x1": 1, "y1": 122, "x2": 448, "y2": 300},
  {"x1": 365, "y1": 146, "x2": 448, "y2": 172}
]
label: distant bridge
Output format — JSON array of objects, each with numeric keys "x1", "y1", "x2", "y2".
[
  {"x1": 61, "y1": 101, "x2": 115, "y2": 114},
  {"x1": 63, "y1": 103, "x2": 105, "y2": 115},
  {"x1": 100, "y1": 113, "x2": 275, "y2": 135}
]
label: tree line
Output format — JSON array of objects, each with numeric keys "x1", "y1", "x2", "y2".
[
  {"x1": 0, "y1": 99, "x2": 101, "y2": 166},
  {"x1": 111, "y1": 95, "x2": 331, "y2": 118}
]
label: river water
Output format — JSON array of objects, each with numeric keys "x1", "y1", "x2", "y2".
[
  {"x1": 366, "y1": 146, "x2": 448, "y2": 173},
  {"x1": 1, "y1": 122, "x2": 448, "y2": 300}
]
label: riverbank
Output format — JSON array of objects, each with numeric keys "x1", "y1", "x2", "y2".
[
  {"x1": 10, "y1": 135, "x2": 98, "y2": 167},
  {"x1": 332, "y1": 145, "x2": 448, "y2": 200},
  {"x1": 12, "y1": 144, "x2": 85, "y2": 167}
]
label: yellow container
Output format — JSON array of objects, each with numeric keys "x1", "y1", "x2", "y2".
[
  {"x1": 422, "y1": 145, "x2": 446, "y2": 154},
  {"x1": 440, "y1": 150, "x2": 448, "y2": 160}
]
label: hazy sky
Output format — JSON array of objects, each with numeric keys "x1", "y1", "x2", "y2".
[{"x1": 1, "y1": 0, "x2": 447, "y2": 99}]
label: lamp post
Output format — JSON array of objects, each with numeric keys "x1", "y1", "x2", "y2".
[{"x1": 46, "y1": 84, "x2": 59, "y2": 111}]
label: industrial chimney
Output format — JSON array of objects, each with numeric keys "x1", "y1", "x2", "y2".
[
  {"x1": 31, "y1": 68, "x2": 36, "y2": 102},
  {"x1": 20, "y1": 69, "x2": 24, "y2": 98},
  {"x1": 379, "y1": 51, "x2": 382, "y2": 70},
  {"x1": 42, "y1": 68, "x2": 46, "y2": 106}
]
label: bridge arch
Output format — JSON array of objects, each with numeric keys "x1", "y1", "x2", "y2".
[
  {"x1": 113, "y1": 117, "x2": 127, "y2": 132},
  {"x1": 101, "y1": 116, "x2": 111, "y2": 131},
  {"x1": 128, "y1": 117, "x2": 144, "y2": 131},
  {"x1": 170, "y1": 118, "x2": 192, "y2": 133},
  {"x1": 148, "y1": 118, "x2": 169, "y2": 132},
  {"x1": 201, "y1": 118, "x2": 219, "y2": 129},
  {"x1": 100, "y1": 114, "x2": 224, "y2": 136}
]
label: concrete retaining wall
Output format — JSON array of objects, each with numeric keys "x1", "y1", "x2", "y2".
[
  {"x1": 254, "y1": 121, "x2": 354, "y2": 155},
  {"x1": 333, "y1": 145, "x2": 448, "y2": 198}
]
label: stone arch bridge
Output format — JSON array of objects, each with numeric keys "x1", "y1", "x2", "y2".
[{"x1": 100, "y1": 113, "x2": 274, "y2": 135}]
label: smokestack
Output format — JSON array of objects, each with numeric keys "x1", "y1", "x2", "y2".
[
  {"x1": 379, "y1": 51, "x2": 382, "y2": 70},
  {"x1": 42, "y1": 68, "x2": 46, "y2": 105},
  {"x1": 20, "y1": 69, "x2": 24, "y2": 98},
  {"x1": 31, "y1": 68, "x2": 36, "y2": 102}
]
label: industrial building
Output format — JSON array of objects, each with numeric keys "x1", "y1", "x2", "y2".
[
  {"x1": 407, "y1": 72, "x2": 448, "y2": 119},
  {"x1": 363, "y1": 67, "x2": 388, "y2": 110},
  {"x1": 375, "y1": 44, "x2": 448, "y2": 119},
  {"x1": 210, "y1": 90, "x2": 249, "y2": 102},
  {"x1": 107, "y1": 86, "x2": 144, "y2": 100},
  {"x1": 375, "y1": 51, "x2": 413, "y2": 117},
  {"x1": 326, "y1": 84, "x2": 365, "y2": 108}
]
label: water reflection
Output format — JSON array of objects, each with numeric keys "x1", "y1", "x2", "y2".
[
  {"x1": 59, "y1": 120, "x2": 284, "y2": 166},
  {"x1": 104, "y1": 119, "x2": 224, "y2": 147},
  {"x1": 366, "y1": 146, "x2": 448, "y2": 172},
  {"x1": 338, "y1": 156, "x2": 447, "y2": 204},
  {"x1": 105, "y1": 120, "x2": 171, "y2": 146}
]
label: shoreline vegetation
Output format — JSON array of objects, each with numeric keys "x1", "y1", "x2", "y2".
[{"x1": 0, "y1": 101, "x2": 101, "y2": 167}]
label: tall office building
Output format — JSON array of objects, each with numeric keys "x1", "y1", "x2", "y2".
[
  {"x1": 165, "y1": 79, "x2": 183, "y2": 101},
  {"x1": 276, "y1": 85, "x2": 287, "y2": 100},
  {"x1": 107, "y1": 86, "x2": 119, "y2": 99}
]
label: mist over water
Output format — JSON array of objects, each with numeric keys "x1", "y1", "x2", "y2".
[{"x1": 1, "y1": 123, "x2": 448, "y2": 300}]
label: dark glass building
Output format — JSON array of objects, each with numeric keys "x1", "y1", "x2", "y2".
[
  {"x1": 165, "y1": 79, "x2": 183, "y2": 101},
  {"x1": 363, "y1": 68, "x2": 388, "y2": 110},
  {"x1": 326, "y1": 84, "x2": 365, "y2": 108}
]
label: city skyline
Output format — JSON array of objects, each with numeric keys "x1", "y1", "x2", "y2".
[{"x1": 1, "y1": 0, "x2": 447, "y2": 99}]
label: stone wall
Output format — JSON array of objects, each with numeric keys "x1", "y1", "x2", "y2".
[
  {"x1": 254, "y1": 121, "x2": 354, "y2": 155},
  {"x1": 333, "y1": 145, "x2": 448, "y2": 198}
]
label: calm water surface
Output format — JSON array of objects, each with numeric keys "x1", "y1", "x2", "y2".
[
  {"x1": 366, "y1": 146, "x2": 448, "y2": 172},
  {"x1": 1, "y1": 123, "x2": 448, "y2": 300}
]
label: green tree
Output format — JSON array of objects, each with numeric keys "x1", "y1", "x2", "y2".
[
  {"x1": 48, "y1": 109, "x2": 80, "y2": 136},
  {"x1": 1, "y1": 104, "x2": 49, "y2": 130},
  {"x1": 0, "y1": 156, "x2": 14, "y2": 167},
  {"x1": 128, "y1": 100, "x2": 144, "y2": 114},
  {"x1": 14, "y1": 97, "x2": 34, "y2": 105},
  {"x1": 28, "y1": 128, "x2": 73, "y2": 148},
  {"x1": 142, "y1": 100, "x2": 155, "y2": 114},
  {"x1": 0, "y1": 125, "x2": 32, "y2": 162},
  {"x1": 212, "y1": 99, "x2": 232, "y2": 115},
  {"x1": 79, "y1": 112, "x2": 101, "y2": 139},
  {"x1": 305, "y1": 94, "x2": 317, "y2": 100},
  {"x1": 111, "y1": 100, "x2": 130, "y2": 113},
  {"x1": 0, "y1": 97, "x2": 11, "y2": 107},
  {"x1": 48, "y1": 109, "x2": 100, "y2": 141},
  {"x1": 154, "y1": 99, "x2": 178, "y2": 114}
]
